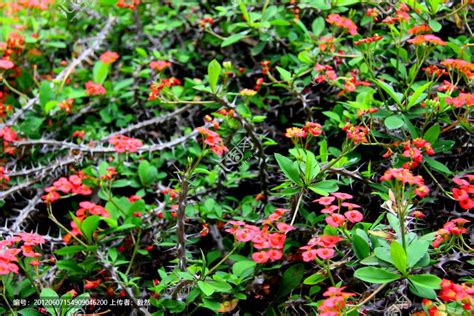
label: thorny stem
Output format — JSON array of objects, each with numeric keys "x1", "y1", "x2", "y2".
[
  {"x1": 17, "y1": 260, "x2": 41, "y2": 296},
  {"x1": 176, "y1": 154, "x2": 204, "y2": 271}
]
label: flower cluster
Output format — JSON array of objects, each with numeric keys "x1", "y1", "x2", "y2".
[
  {"x1": 240, "y1": 88, "x2": 257, "y2": 97},
  {"x1": 432, "y1": 218, "x2": 469, "y2": 248},
  {"x1": 0, "y1": 59, "x2": 14, "y2": 70},
  {"x1": 300, "y1": 234, "x2": 343, "y2": 262},
  {"x1": 150, "y1": 60, "x2": 171, "y2": 71},
  {"x1": 380, "y1": 168, "x2": 430, "y2": 198},
  {"x1": 439, "y1": 279, "x2": 474, "y2": 304},
  {"x1": 354, "y1": 34, "x2": 383, "y2": 46},
  {"x1": 452, "y1": 175, "x2": 474, "y2": 210},
  {"x1": 99, "y1": 51, "x2": 119, "y2": 64},
  {"x1": 148, "y1": 77, "x2": 181, "y2": 100},
  {"x1": 400, "y1": 138, "x2": 435, "y2": 169},
  {"x1": 284, "y1": 122, "x2": 323, "y2": 139},
  {"x1": 109, "y1": 134, "x2": 143, "y2": 153},
  {"x1": 64, "y1": 202, "x2": 110, "y2": 243},
  {"x1": 0, "y1": 232, "x2": 45, "y2": 274},
  {"x1": 196, "y1": 127, "x2": 228, "y2": 156},
  {"x1": 260, "y1": 60, "x2": 270, "y2": 75},
  {"x1": 446, "y1": 92, "x2": 474, "y2": 108},
  {"x1": 440, "y1": 59, "x2": 474, "y2": 79},
  {"x1": 318, "y1": 36, "x2": 335, "y2": 52},
  {"x1": 381, "y1": 3, "x2": 410, "y2": 25},
  {"x1": 116, "y1": 0, "x2": 140, "y2": 10},
  {"x1": 342, "y1": 123, "x2": 368, "y2": 144},
  {"x1": 407, "y1": 34, "x2": 446, "y2": 46},
  {"x1": 338, "y1": 71, "x2": 371, "y2": 95},
  {"x1": 42, "y1": 172, "x2": 92, "y2": 203},
  {"x1": 0, "y1": 166, "x2": 10, "y2": 187},
  {"x1": 225, "y1": 209, "x2": 294, "y2": 264},
  {"x1": 85, "y1": 81, "x2": 106, "y2": 96},
  {"x1": 407, "y1": 24, "x2": 432, "y2": 35},
  {"x1": 58, "y1": 98, "x2": 74, "y2": 113},
  {"x1": 199, "y1": 17, "x2": 214, "y2": 28},
  {"x1": 0, "y1": 125, "x2": 18, "y2": 154},
  {"x1": 318, "y1": 286, "x2": 355, "y2": 316},
  {"x1": 326, "y1": 14, "x2": 358, "y2": 36},
  {"x1": 314, "y1": 192, "x2": 363, "y2": 228},
  {"x1": 314, "y1": 64, "x2": 338, "y2": 83}
]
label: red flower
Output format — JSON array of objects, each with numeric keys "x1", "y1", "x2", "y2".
[
  {"x1": 150, "y1": 60, "x2": 171, "y2": 71},
  {"x1": 85, "y1": 81, "x2": 106, "y2": 96},
  {"x1": 326, "y1": 213, "x2": 346, "y2": 228},
  {"x1": 0, "y1": 59, "x2": 14, "y2": 69},
  {"x1": 344, "y1": 210, "x2": 363, "y2": 223},
  {"x1": 284, "y1": 127, "x2": 306, "y2": 138},
  {"x1": 408, "y1": 34, "x2": 446, "y2": 46},
  {"x1": 252, "y1": 251, "x2": 269, "y2": 264},
  {"x1": 326, "y1": 14, "x2": 358, "y2": 35},
  {"x1": 109, "y1": 134, "x2": 143, "y2": 153},
  {"x1": 99, "y1": 51, "x2": 119, "y2": 64},
  {"x1": 315, "y1": 248, "x2": 335, "y2": 260}
]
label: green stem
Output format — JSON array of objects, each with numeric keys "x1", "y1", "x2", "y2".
[
  {"x1": 1, "y1": 279, "x2": 15, "y2": 316},
  {"x1": 207, "y1": 244, "x2": 238, "y2": 276},
  {"x1": 125, "y1": 229, "x2": 142, "y2": 276},
  {"x1": 290, "y1": 190, "x2": 304, "y2": 227}
]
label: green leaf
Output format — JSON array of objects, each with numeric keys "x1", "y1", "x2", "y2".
[
  {"x1": 374, "y1": 247, "x2": 393, "y2": 264},
  {"x1": 303, "y1": 273, "x2": 327, "y2": 285},
  {"x1": 93, "y1": 61, "x2": 109, "y2": 84},
  {"x1": 221, "y1": 32, "x2": 247, "y2": 47},
  {"x1": 81, "y1": 215, "x2": 101, "y2": 242},
  {"x1": 277, "y1": 263, "x2": 304, "y2": 298},
  {"x1": 390, "y1": 241, "x2": 407, "y2": 275},
  {"x1": 44, "y1": 100, "x2": 58, "y2": 114},
  {"x1": 208, "y1": 280, "x2": 232, "y2": 293},
  {"x1": 198, "y1": 281, "x2": 215, "y2": 296},
  {"x1": 384, "y1": 115, "x2": 405, "y2": 130},
  {"x1": 354, "y1": 267, "x2": 400, "y2": 284},
  {"x1": 276, "y1": 66, "x2": 292, "y2": 82},
  {"x1": 39, "y1": 81, "x2": 53, "y2": 109},
  {"x1": 408, "y1": 274, "x2": 442, "y2": 289},
  {"x1": 298, "y1": 51, "x2": 313, "y2": 64},
  {"x1": 374, "y1": 79, "x2": 403, "y2": 107},
  {"x1": 66, "y1": 293, "x2": 91, "y2": 315},
  {"x1": 40, "y1": 288, "x2": 59, "y2": 316},
  {"x1": 409, "y1": 283, "x2": 437, "y2": 299},
  {"x1": 424, "y1": 157, "x2": 451, "y2": 175},
  {"x1": 274, "y1": 153, "x2": 301, "y2": 185},
  {"x1": 208, "y1": 59, "x2": 222, "y2": 93},
  {"x1": 428, "y1": 19, "x2": 442, "y2": 32},
  {"x1": 408, "y1": 82, "x2": 430, "y2": 108},
  {"x1": 138, "y1": 160, "x2": 158, "y2": 186},
  {"x1": 407, "y1": 240, "x2": 429, "y2": 268},
  {"x1": 54, "y1": 245, "x2": 86, "y2": 256},
  {"x1": 311, "y1": 17, "x2": 325, "y2": 37},
  {"x1": 352, "y1": 235, "x2": 370, "y2": 260},
  {"x1": 424, "y1": 124, "x2": 440, "y2": 144},
  {"x1": 309, "y1": 180, "x2": 339, "y2": 196},
  {"x1": 239, "y1": 1, "x2": 253, "y2": 27},
  {"x1": 232, "y1": 260, "x2": 256, "y2": 278}
]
